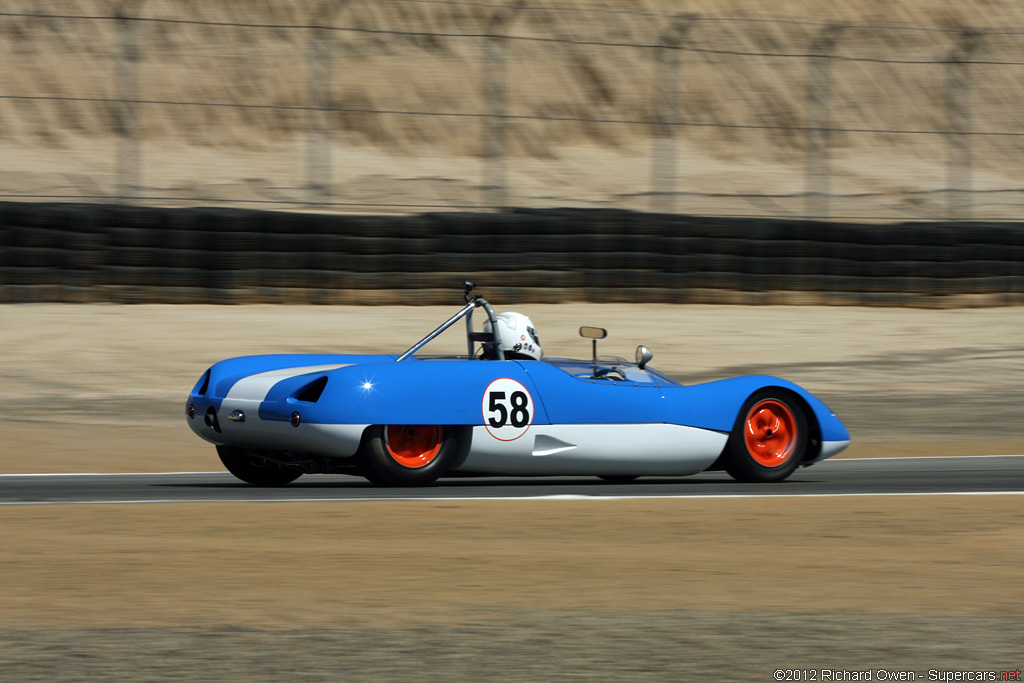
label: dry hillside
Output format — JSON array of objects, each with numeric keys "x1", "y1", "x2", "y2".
[{"x1": 2, "y1": 0, "x2": 1024, "y2": 216}]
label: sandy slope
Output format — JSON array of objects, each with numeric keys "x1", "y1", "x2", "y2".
[{"x1": 2, "y1": 1, "x2": 1024, "y2": 216}]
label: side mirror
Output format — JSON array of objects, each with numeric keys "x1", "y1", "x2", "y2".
[{"x1": 635, "y1": 345, "x2": 653, "y2": 370}]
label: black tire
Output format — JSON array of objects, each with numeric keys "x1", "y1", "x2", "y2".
[
  {"x1": 723, "y1": 391, "x2": 808, "y2": 483},
  {"x1": 598, "y1": 475, "x2": 639, "y2": 484},
  {"x1": 216, "y1": 445, "x2": 304, "y2": 486},
  {"x1": 360, "y1": 424, "x2": 463, "y2": 486}
]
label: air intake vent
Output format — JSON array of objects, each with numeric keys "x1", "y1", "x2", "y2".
[
  {"x1": 198, "y1": 369, "x2": 211, "y2": 396},
  {"x1": 294, "y1": 376, "x2": 328, "y2": 403}
]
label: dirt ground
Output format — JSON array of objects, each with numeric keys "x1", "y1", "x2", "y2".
[
  {"x1": 1, "y1": 303, "x2": 1023, "y2": 679},
  {"x1": 3, "y1": 303, "x2": 1023, "y2": 472},
  {"x1": 1, "y1": 498, "x2": 1023, "y2": 680}
]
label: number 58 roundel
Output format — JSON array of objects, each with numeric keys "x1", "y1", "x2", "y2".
[{"x1": 482, "y1": 378, "x2": 534, "y2": 441}]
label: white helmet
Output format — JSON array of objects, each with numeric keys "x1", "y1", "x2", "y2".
[{"x1": 484, "y1": 312, "x2": 541, "y2": 360}]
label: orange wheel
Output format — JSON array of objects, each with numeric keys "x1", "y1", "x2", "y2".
[
  {"x1": 362, "y1": 425, "x2": 467, "y2": 486},
  {"x1": 743, "y1": 399, "x2": 799, "y2": 468},
  {"x1": 724, "y1": 391, "x2": 808, "y2": 483},
  {"x1": 384, "y1": 425, "x2": 444, "y2": 469}
]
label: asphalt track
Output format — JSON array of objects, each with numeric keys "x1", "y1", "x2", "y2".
[{"x1": 0, "y1": 456, "x2": 1022, "y2": 505}]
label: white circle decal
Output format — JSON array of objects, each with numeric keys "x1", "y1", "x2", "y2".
[{"x1": 482, "y1": 378, "x2": 534, "y2": 441}]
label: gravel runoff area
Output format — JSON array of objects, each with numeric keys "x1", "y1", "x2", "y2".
[
  {"x1": 3, "y1": 613, "x2": 1023, "y2": 682},
  {"x1": 1, "y1": 303, "x2": 1023, "y2": 680},
  {"x1": 1, "y1": 498, "x2": 1023, "y2": 682}
]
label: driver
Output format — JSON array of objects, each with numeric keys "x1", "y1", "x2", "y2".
[{"x1": 482, "y1": 312, "x2": 542, "y2": 360}]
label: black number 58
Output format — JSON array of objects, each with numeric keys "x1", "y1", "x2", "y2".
[{"x1": 487, "y1": 390, "x2": 530, "y2": 428}]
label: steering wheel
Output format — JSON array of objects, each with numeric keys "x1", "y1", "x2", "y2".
[{"x1": 593, "y1": 367, "x2": 627, "y2": 381}]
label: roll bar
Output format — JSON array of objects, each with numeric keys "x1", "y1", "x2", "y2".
[{"x1": 396, "y1": 282, "x2": 504, "y2": 361}]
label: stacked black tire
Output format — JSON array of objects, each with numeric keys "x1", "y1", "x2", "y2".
[{"x1": 2, "y1": 202, "x2": 1022, "y2": 305}]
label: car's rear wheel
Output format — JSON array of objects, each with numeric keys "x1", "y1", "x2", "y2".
[
  {"x1": 723, "y1": 391, "x2": 808, "y2": 483},
  {"x1": 360, "y1": 424, "x2": 462, "y2": 486},
  {"x1": 216, "y1": 445, "x2": 304, "y2": 486}
]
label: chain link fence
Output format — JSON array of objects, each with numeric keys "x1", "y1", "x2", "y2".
[{"x1": 2, "y1": 2, "x2": 1024, "y2": 220}]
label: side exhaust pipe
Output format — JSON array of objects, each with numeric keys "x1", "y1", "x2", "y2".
[{"x1": 204, "y1": 407, "x2": 221, "y2": 433}]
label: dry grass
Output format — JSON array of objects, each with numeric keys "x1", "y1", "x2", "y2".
[{"x1": 2, "y1": 496, "x2": 1023, "y2": 630}]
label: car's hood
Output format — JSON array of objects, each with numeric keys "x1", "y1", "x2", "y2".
[{"x1": 195, "y1": 353, "x2": 398, "y2": 401}]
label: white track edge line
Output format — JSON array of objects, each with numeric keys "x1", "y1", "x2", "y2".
[
  {"x1": 2, "y1": 490, "x2": 1024, "y2": 506},
  {"x1": 0, "y1": 471, "x2": 223, "y2": 477},
  {"x1": 834, "y1": 454, "x2": 1024, "y2": 461},
  {"x1": 1, "y1": 454, "x2": 1022, "y2": 478}
]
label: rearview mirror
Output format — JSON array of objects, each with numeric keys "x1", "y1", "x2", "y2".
[
  {"x1": 580, "y1": 327, "x2": 607, "y2": 363},
  {"x1": 635, "y1": 345, "x2": 653, "y2": 370}
]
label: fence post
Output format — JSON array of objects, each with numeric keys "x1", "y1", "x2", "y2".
[
  {"x1": 946, "y1": 30, "x2": 979, "y2": 220},
  {"x1": 650, "y1": 15, "x2": 692, "y2": 215},
  {"x1": 307, "y1": 26, "x2": 332, "y2": 203},
  {"x1": 482, "y1": 2, "x2": 522, "y2": 210},
  {"x1": 115, "y1": 6, "x2": 140, "y2": 203},
  {"x1": 307, "y1": 1, "x2": 348, "y2": 205},
  {"x1": 804, "y1": 24, "x2": 842, "y2": 219}
]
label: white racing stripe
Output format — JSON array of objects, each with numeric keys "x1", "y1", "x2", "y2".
[{"x1": 224, "y1": 364, "x2": 350, "y2": 402}]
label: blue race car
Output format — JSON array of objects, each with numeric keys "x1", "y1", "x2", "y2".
[{"x1": 186, "y1": 283, "x2": 849, "y2": 486}]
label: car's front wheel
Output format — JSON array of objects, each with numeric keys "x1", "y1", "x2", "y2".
[
  {"x1": 216, "y1": 445, "x2": 304, "y2": 486},
  {"x1": 723, "y1": 391, "x2": 808, "y2": 483},
  {"x1": 360, "y1": 425, "x2": 463, "y2": 486}
]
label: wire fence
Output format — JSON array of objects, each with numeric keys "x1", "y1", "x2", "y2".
[{"x1": 2, "y1": 1, "x2": 1024, "y2": 220}]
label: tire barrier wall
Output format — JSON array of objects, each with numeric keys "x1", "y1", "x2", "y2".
[{"x1": 1, "y1": 202, "x2": 1023, "y2": 307}]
